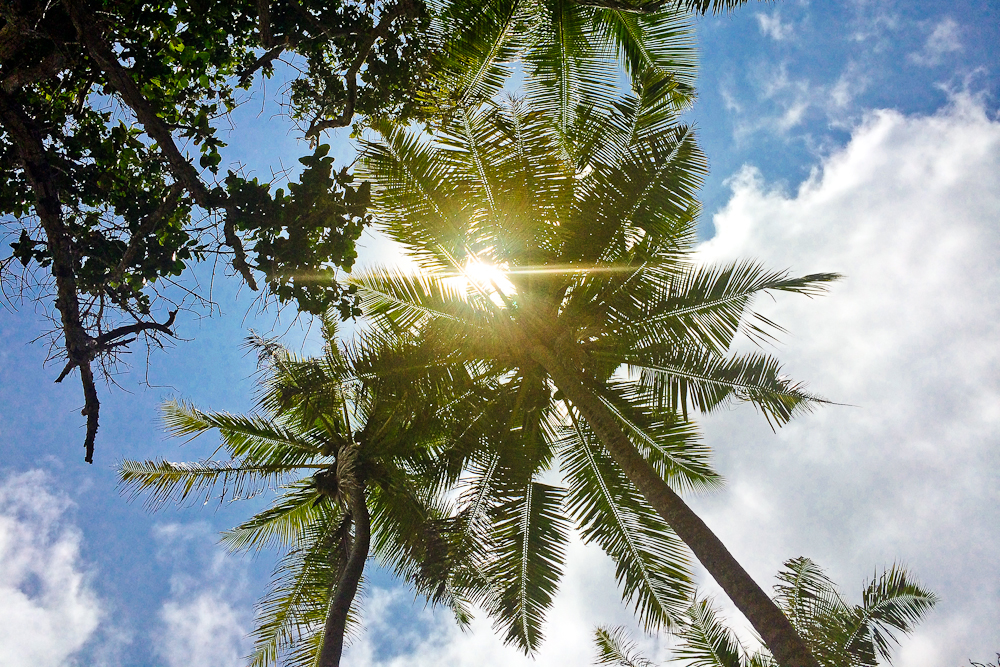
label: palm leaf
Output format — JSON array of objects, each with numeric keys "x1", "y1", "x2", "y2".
[
  {"x1": 247, "y1": 511, "x2": 350, "y2": 667},
  {"x1": 560, "y1": 409, "x2": 694, "y2": 629},
  {"x1": 617, "y1": 263, "x2": 839, "y2": 353},
  {"x1": 161, "y1": 400, "x2": 322, "y2": 462},
  {"x1": 622, "y1": 347, "x2": 825, "y2": 426},
  {"x1": 674, "y1": 598, "x2": 749, "y2": 667},
  {"x1": 117, "y1": 458, "x2": 302, "y2": 510},
  {"x1": 482, "y1": 480, "x2": 569, "y2": 652},
  {"x1": 221, "y1": 480, "x2": 325, "y2": 553},
  {"x1": 426, "y1": 0, "x2": 525, "y2": 111},
  {"x1": 593, "y1": 383, "x2": 721, "y2": 492},
  {"x1": 594, "y1": 626, "x2": 656, "y2": 667},
  {"x1": 846, "y1": 564, "x2": 938, "y2": 665}
]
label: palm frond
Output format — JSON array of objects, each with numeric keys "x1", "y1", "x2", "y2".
[
  {"x1": 617, "y1": 263, "x2": 840, "y2": 353},
  {"x1": 578, "y1": 0, "x2": 754, "y2": 15},
  {"x1": 247, "y1": 513, "x2": 351, "y2": 667},
  {"x1": 847, "y1": 564, "x2": 938, "y2": 665},
  {"x1": 588, "y1": 3, "x2": 696, "y2": 101},
  {"x1": 567, "y1": 122, "x2": 704, "y2": 266},
  {"x1": 117, "y1": 458, "x2": 302, "y2": 510},
  {"x1": 482, "y1": 481, "x2": 569, "y2": 653},
  {"x1": 674, "y1": 597, "x2": 749, "y2": 667},
  {"x1": 593, "y1": 384, "x2": 721, "y2": 492},
  {"x1": 221, "y1": 480, "x2": 325, "y2": 553},
  {"x1": 426, "y1": 0, "x2": 526, "y2": 111},
  {"x1": 624, "y1": 347, "x2": 825, "y2": 426},
  {"x1": 161, "y1": 400, "x2": 322, "y2": 462},
  {"x1": 560, "y1": 409, "x2": 694, "y2": 630},
  {"x1": 594, "y1": 626, "x2": 656, "y2": 667},
  {"x1": 522, "y1": 0, "x2": 616, "y2": 138},
  {"x1": 350, "y1": 266, "x2": 497, "y2": 334}
]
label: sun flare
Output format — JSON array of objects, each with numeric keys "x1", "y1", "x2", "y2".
[{"x1": 448, "y1": 258, "x2": 516, "y2": 304}]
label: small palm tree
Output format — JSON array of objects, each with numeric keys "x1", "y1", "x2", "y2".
[
  {"x1": 353, "y1": 79, "x2": 836, "y2": 666},
  {"x1": 118, "y1": 325, "x2": 482, "y2": 667},
  {"x1": 595, "y1": 557, "x2": 938, "y2": 667}
]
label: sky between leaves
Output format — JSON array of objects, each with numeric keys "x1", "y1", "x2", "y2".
[{"x1": 1, "y1": 1, "x2": 998, "y2": 666}]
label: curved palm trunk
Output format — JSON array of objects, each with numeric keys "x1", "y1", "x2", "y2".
[
  {"x1": 526, "y1": 339, "x2": 819, "y2": 667},
  {"x1": 318, "y1": 485, "x2": 371, "y2": 667}
]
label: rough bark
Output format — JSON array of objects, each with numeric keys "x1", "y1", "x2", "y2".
[
  {"x1": 524, "y1": 337, "x2": 820, "y2": 667},
  {"x1": 317, "y1": 484, "x2": 370, "y2": 667}
]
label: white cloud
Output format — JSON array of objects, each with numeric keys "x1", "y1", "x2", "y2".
[
  {"x1": 909, "y1": 17, "x2": 963, "y2": 66},
  {"x1": 755, "y1": 12, "x2": 793, "y2": 41},
  {"x1": 152, "y1": 522, "x2": 250, "y2": 667},
  {"x1": 828, "y1": 62, "x2": 870, "y2": 113},
  {"x1": 736, "y1": 60, "x2": 869, "y2": 139},
  {"x1": 343, "y1": 537, "x2": 670, "y2": 667},
  {"x1": 0, "y1": 471, "x2": 102, "y2": 667},
  {"x1": 695, "y1": 92, "x2": 1000, "y2": 665},
  {"x1": 158, "y1": 592, "x2": 247, "y2": 667}
]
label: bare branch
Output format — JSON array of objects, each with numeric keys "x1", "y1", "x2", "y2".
[
  {"x1": 94, "y1": 309, "x2": 178, "y2": 348},
  {"x1": 79, "y1": 362, "x2": 99, "y2": 462}
]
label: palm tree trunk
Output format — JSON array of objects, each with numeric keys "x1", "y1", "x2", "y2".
[
  {"x1": 526, "y1": 339, "x2": 819, "y2": 667},
  {"x1": 318, "y1": 485, "x2": 371, "y2": 667}
]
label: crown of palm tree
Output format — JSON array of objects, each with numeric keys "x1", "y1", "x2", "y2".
[{"x1": 351, "y1": 71, "x2": 838, "y2": 665}]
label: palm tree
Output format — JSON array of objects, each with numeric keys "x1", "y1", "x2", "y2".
[
  {"x1": 429, "y1": 0, "x2": 762, "y2": 125},
  {"x1": 352, "y1": 79, "x2": 838, "y2": 666},
  {"x1": 594, "y1": 557, "x2": 938, "y2": 667},
  {"x1": 118, "y1": 325, "x2": 483, "y2": 667}
]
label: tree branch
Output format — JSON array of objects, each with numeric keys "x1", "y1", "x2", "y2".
[
  {"x1": 2, "y1": 50, "x2": 66, "y2": 92},
  {"x1": 107, "y1": 183, "x2": 184, "y2": 286},
  {"x1": 0, "y1": 86, "x2": 101, "y2": 462},
  {"x1": 63, "y1": 0, "x2": 258, "y2": 290},
  {"x1": 93, "y1": 309, "x2": 177, "y2": 348},
  {"x1": 236, "y1": 41, "x2": 289, "y2": 87},
  {"x1": 288, "y1": 0, "x2": 355, "y2": 41},
  {"x1": 257, "y1": 0, "x2": 272, "y2": 47},
  {"x1": 305, "y1": 3, "x2": 410, "y2": 139}
]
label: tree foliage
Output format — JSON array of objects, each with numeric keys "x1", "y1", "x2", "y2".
[
  {"x1": 1, "y1": 0, "x2": 435, "y2": 461},
  {"x1": 353, "y1": 71, "x2": 836, "y2": 662}
]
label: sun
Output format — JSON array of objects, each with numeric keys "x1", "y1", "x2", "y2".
[{"x1": 451, "y1": 257, "x2": 515, "y2": 304}]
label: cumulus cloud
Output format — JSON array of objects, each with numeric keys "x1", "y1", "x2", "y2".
[
  {"x1": 158, "y1": 592, "x2": 247, "y2": 667},
  {"x1": 695, "y1": 93, "x2": 1000, "y2": 665},
  {"x1": 152, "y1": 522, "x2": 250, "y2": 667},
  {"x1": 909, "y1": 17, "x2": 963, "y2": 66},
  {"x1": 0, "y1": 471, "x2": 102, "y2": 667}
]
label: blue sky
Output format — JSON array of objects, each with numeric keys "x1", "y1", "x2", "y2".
[{"x1": 1, "y1": 1, "x2": 999, "y2": 665}]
